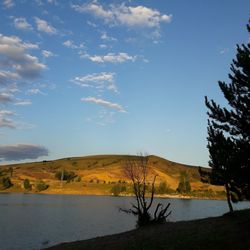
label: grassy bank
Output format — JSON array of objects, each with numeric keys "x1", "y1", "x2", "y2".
[{"x1": 46, "y1": 209, "x2": 250, "y2": 250}]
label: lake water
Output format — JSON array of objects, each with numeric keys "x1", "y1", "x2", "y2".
[{"x1": 0, "y1": 193, "x2": 249, "y2": 250}]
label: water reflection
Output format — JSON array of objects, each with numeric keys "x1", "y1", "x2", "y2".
[{"x1": 0, "y1": 193, "x2": 249, "y2": 250}]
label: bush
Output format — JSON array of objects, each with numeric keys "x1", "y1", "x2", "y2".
[
  {"x1": 0, "y1": 177, "x2": 12, "y2": 189},
  {"x1": 23, "y1": 179, "x2": 32, "y2": 190},
  {"x1": 111, "y1": 183, "x2": 126, "y2": 196},
  {"x1": 36, "y1": 180, "x2": 49, "y2": 192}
]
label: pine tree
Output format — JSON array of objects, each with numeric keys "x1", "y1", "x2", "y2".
[{"x1": 201, "y1": 20, "x2": 250, "y2": 213}]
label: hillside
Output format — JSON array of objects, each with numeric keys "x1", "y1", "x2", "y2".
[{"x1": 0, "y1": 155, "x2": 224, "y2": 198}]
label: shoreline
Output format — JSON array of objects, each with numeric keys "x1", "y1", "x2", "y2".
[
  {"x1": 45, "y1": 208, "x2": 250, "y2": 250},
  {"x1": 0, "y1": 189, "x2": 226, "y2": 201}
]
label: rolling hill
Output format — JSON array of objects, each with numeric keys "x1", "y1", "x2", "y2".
[{"x1": 0, "y1": 155, "x2": 224, "y2": 198}]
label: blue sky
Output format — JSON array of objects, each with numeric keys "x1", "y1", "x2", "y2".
[{"x1": 0, "y1": 0, "x2": 249, "y2": 166}]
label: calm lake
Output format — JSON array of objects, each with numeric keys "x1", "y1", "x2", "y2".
[{"x1": 0, "y1": 193, "x2": 249, "y2": 250}]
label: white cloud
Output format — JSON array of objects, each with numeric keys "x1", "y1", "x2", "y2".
[
  {"x1": 0, "y1": 110, "x2": 14, "y2": 116},
  {"x1": 116, "y1": 5, "x2": 172, "y2": 27},
  {"x1": 73, "y1": 72, "x2": 118, "y2": 93},
  {"x1": 63, "y1": 40, "x2": 84, "y2": 49},
  {"x1": 72, "y1": 2, "x2": 113, "y2": 20},
  {"x1": 84, "y1": 52, "x2": 136, "y2": 63},
  {"x1": 35, "y1": 0, "x2": 57, "y2": 5},
  {"x1": 0, "y1": 34, "x2": 46, "y2": 83},
  {"x1": 14, "y1": 17, "x2": 33, "y2": 30},
  {"x1": 22, "y1": 42, "x2": 39, "y2": 49},
  {"x1": 0, "y1": 71, "x2": 19, "y2": 85},
  {"x1": 0, "y1": 144, "x2": 49, "y2": 161},
  {"x1": 3, "y1": 0, "x2": 14, "y2": 9},
  {"x1": 42, "y1": 50, "x2": 54, "y2": 58},
  {"x1": 0, "y1": 109, "x2": 16, "y2": 129},
  {"x1": 81, "y1": 97, "x2": 126, "y2": 113},
  {"x1": 74, "y1": 72, "x2": 114, "y2": 84},
  {"x1": 14, "y1": 100, "x2": 32, "y2": 106},
  {"x1": 0, "y1": 117, "x2": 16, "y2": 129},
  {"x1": 72, "y1": 2, "x2": 172, "y2": 28},
  {"x1": 34, "y1": 17, "x2": 57, "y2": 34},
  {"x1": 0, "y1": 92, "x2": 14, "y2": 104}
]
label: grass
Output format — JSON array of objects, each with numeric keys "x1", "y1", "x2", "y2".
[{"x1": 46, "y1": 208, "x2": 250, "y2": 250}]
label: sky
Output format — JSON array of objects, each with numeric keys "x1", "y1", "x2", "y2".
[{"x1": 0, "y1": 0, "x2": 249, "y2": 166}]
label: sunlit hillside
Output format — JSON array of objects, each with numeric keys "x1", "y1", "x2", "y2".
[{"x1": 0, "y1": 155, "x2": 224, "y2": 198}]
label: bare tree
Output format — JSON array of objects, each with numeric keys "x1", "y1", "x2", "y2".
[{"x1": 121, "y1": 154, "x2": 171, "y2": 227}]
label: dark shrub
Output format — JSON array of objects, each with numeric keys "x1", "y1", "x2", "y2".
[
  {"x1": 23, "y1": 179, "x2": 32, "y2": 190},
  {"x1": 55, "y1": 170, "x2": 76, "y2": 182},
  {"x1": 36, "y1": 180, "x2": 49, "y2": 192},
  {"x1": 111, "y1": 183, "x2": 126, "y2": 196},
  {"x1": 0, "y1": 177, "x2": 12, "y2": 189}
]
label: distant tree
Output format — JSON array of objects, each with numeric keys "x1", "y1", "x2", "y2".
[
  {"x1": 23, "y1": 179, "x2": 32, "y2": 190},
  {"x1": 177, "y1": 171, "x2": 191, "y2": 194},
  {"x1": 157, "y1": 181, "x2": 171, "y2": 194},
  {"x1": 200, "y1": 20, "x2": 250, "y2": 213},
  {"x1": 55, "y1": 170, "x2": 76, "y2": 182},
  {"x1": 121, "y1": 154, "x2": 171, "y2": 227}
]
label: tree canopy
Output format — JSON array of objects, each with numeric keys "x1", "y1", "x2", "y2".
[{"x1": 200, "y1": 20, "x2": 250, "y2": 212}]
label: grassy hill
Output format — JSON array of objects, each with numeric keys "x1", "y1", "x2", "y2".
[{"x1": 0, "y1": 155, "x2": 224, "y2": 198}]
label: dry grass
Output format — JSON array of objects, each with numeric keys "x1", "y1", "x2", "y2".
[{"x1": 0, "y1": 155, "x2": 224, "y2": 196}]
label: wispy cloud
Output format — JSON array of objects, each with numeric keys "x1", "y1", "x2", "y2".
[
  {"x1": 34, "y1": 17, "x2": 57, "y2": 34},
  {"x1": 82, "y1": 52, "x2": 137, "y2": 63},
  {"x1": 63, "y1": 40, "x2": 84, "y2": 49},
  {"x1": 0, "y1": 110, "x2": 15, "y2": 116},
  {"x1": 0, "y1": 117, "x2": 16, "y2": 129},
  {"x1": 81, "y1": 96, "x2": 126, "y2": 113},
  {"x1": 100, "y1": 32, "x2": 117, "y2": 42},
  {"x1": 42, "y1": 50, "x2": 54, "y2": 58},
  {"x1": 26, "y1": 88, "x2": 46, "y2": 95},
  {"x1": 0, "y1": 109, "x2": 16, "y2": 129},
  {"x1": 72, "y1": 2, "x2": 172, "y2": 28},
  {"x1": 0, "y1": 144, "x2": 49, "y2": 161},
  {"x1": 0, "y1": 92, "x2": 14, "y2": 104},
  {"x1": 73, "y1": 72, "x2": 118, "y2": 92},
  {"x1": 0, "y1": 71, "x2": 19, "y2": 85},
  {"x1": 13, "y1": 17, "x2": 33, "y2": 30},
  {"x1": 14, "y1": 100, "x2": 32, "y2": 106},
  {"x1": 3, "y1": 0, "x2": 14, "y2": 9}
]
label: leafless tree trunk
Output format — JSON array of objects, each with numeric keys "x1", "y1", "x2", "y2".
[{"x1": 121, "y1": 154, "x2": 171, "y2": 227}]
